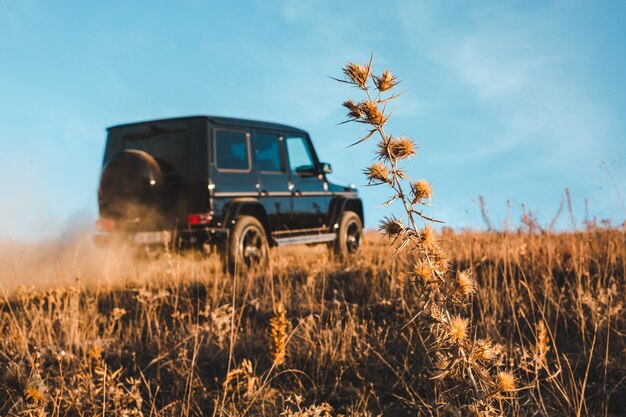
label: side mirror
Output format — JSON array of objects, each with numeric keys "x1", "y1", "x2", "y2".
[
  {"x1": 321, "y1": 162, "x2": 333, "y2": 174},
  {"x1": 295, "y1": 165, "x2": 317, "y2": 177}
]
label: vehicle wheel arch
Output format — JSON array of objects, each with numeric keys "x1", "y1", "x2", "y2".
[
  {"x1": 223, "y1": 198, "x2": 273, "y2": 245},
  {"x1": 329, "y1": 197, "x2": 364, "y2": 231}
]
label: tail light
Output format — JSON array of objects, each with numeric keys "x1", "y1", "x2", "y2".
[
  {"x1": 187, "y1": 213, "x2": 213, "y2": 227},
  {"x1": 96, "y1": 217, "x2": 116, "y2": 232}
]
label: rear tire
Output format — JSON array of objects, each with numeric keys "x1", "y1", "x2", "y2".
[
  {"x1": 333, "y1": 211, "x2": 363, "y2": 260},
  {"x1": 226, "y1": 216, "x2": 269, "y2": 274}
]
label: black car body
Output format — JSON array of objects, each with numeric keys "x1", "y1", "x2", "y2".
[{"x1": 96, "y1": 115, "x2": 363, "y2": 270}]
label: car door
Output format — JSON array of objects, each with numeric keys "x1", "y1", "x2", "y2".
[
  {"x1": 209, "y1": 128, "x2": 257, "y2": 217},
  {"x1": 284, "y1": 134, "x2": 330, "y2": 230},
  {"x1": 252, "y1": 130, "x2": 292, "y2": 232}
]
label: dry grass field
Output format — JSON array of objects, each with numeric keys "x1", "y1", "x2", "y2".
[
  {"x1": 2, "y1": 58, "x2": 624, "y2": 417},
  {"x1": 1, "y1": 227, "x2": 624, "y2": 416}
]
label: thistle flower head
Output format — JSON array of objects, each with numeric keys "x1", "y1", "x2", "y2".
[
  {"x1": 447, "y1": 315, "x2": 469, "y2": 343},
  {"x1": 473, "y1": 338, "x2": 495, "y2": 361},
  {"x1": 496, "y1": 371, "x2": 516, "y2": 392},
  {"x1": 420, "y1": 226, "x2": 436, "y2": 248},
  {"x1": 373, "y1": 70, "x2": 399, "y2": 92},
  {"x1": 24, "y1": 384, "x2": 46, "y2": 404},
  {"x1": 379, "y1": 216, "x2": 405, "y2": 238},
  {"x1": 435, "y1": 355, "x2": 450, "y2": 371},
  {"x1": 378, "y1": 136, "x2": 416, "y2": 160},
  {"x1": 364, "y1": 162, "x2": 390, "y2": 184},
  {"x1": 411, "y1": 180, "x2": 432, "y2": 203},
  {"x1": 412, "y1": 259, "x2": 433, "y2": 283},
  {"x1": 342, "y1": 99, "x2": 365, "y2": 120},
  {"x1": 456, "y1": 270, "x2": 476, "y2": 297},
  {"x1": 343, "y1": 62, "x2": 370, "y2": 89},
  {"x1": 429, "y1": 244, "x2": 450, "y2": 274},
  {"x1": 362, "y1": 100, "x2": 387, "y2": 126}
]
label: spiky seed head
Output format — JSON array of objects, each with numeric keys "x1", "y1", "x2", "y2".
[
  {"x1": 362, "y1": 100, "x2": 387, "y2": 126},
  {"x1": 435, "y1": 355, "x2": 450, "y2": 371},
  {"x1": 379, "y1": 216, "x2": 405, "y2": 238},
  {"x1": 378, "y1": 136, "x2": 416, "y2": 160},
  {"x1": 343, "y1": 62, "x2": 370, "y2": 89},
  {"x1": 429, "y1": 244, "x2": 450, "y2": 274},
  {"x1": 420, "y1": 226, "x2": 436, "y2": 248},
  {"x1": 24, "y1": 384, "x2": 46, "y2": 404},
  {"x1": 343, "y1": 99, "x2": 365, "y2": 120},
  {"x1": 447, "y1": 315, "x2": 469, "y2": 343},
  {"x1": 412, "y1": 259, "x2": 433, "y2": 282},
  {"x1": 456, "y1": 270, "x2": 476, "y2": 297},
  {"x1": 428, "y1": 303, "x2": 445, "y2": 321},
  {"x1": 364, "y1": 162, "x2": 390, "y2": 184},
  {"x1": 373, "y1": 70, "x2": 398, "y2": 92},
  {"x1": 411, "y1": 180, "x2": 432, "y2": 203},
  {"x1": 474, "y1": 338, "x2": 495, "y2": 361},
  {"x1": 496, "y1": 371, "x2": 516, "y2": 392}
]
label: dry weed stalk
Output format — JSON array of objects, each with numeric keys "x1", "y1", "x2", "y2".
[
  {"x1": 337, "y1": 55, "x2": 516, "y2": 415},
  {"x1": 269, "y1": 304, "x2": 288, "y2": 366}
]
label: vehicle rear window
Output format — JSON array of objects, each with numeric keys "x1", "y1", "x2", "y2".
[
  {"x1": 215, "y1": 130, "x2": 250, "y2": 171},
  {"x1": 124, "y1": 127, "x2": 187, "y2": 173},
  {"x1": 255, "y1": 132, "x2": 284, "y2": 173}
]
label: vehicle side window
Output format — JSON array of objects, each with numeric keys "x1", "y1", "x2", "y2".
[
  {"x1": 285, "y1": 136, "x2": 315, "y2": 174},
  {"x1": 255, "y1": 132, "x2": 284, "y2": 173},
  {"x1": 215, "y1": 130, "x2": 250, "y2": 171}
]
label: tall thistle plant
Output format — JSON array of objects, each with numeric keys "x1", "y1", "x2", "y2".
[{"x1": 336, "y1": 56, "x2": 516, "y2": 416}]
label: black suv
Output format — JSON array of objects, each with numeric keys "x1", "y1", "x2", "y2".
[{"x1": 96, "y1": 115, "x2": 363, "y2": 272}]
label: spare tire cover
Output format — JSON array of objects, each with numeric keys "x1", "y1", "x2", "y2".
[{"x1": 98, "y1": 150, "x2": 165, "y2": 217}]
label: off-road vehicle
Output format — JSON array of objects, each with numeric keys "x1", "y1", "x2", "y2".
[{"x1": 95, "y1": 115, "x2": 363, "y2": 272}]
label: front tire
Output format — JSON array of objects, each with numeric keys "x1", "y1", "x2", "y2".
[
  {"x1": 226, "y1": 215, "x2": 269, "y2": 274},
  {"x1": 333, "y1": 211, "x2": 363, "y2": 260}
]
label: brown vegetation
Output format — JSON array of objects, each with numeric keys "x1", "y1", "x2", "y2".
[
  {"x1": 338, "y1": 55, "x2": 516, "y2": 415},
  {"x1": 0, "y1": 228, "x2": 624, "y2": 416}
]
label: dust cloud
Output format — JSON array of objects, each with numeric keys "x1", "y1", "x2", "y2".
[{"x1": 0, "y1": 232, "x2": 137, "y2": 295}]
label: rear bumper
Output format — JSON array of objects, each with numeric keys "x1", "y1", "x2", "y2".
[{"x1": 93, "y1": 227, "x2": 229, "y2": 249}]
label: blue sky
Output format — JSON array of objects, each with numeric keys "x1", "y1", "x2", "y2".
[{"x1": 1, "y1": 1, "x2": 625, "y2": 240}]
